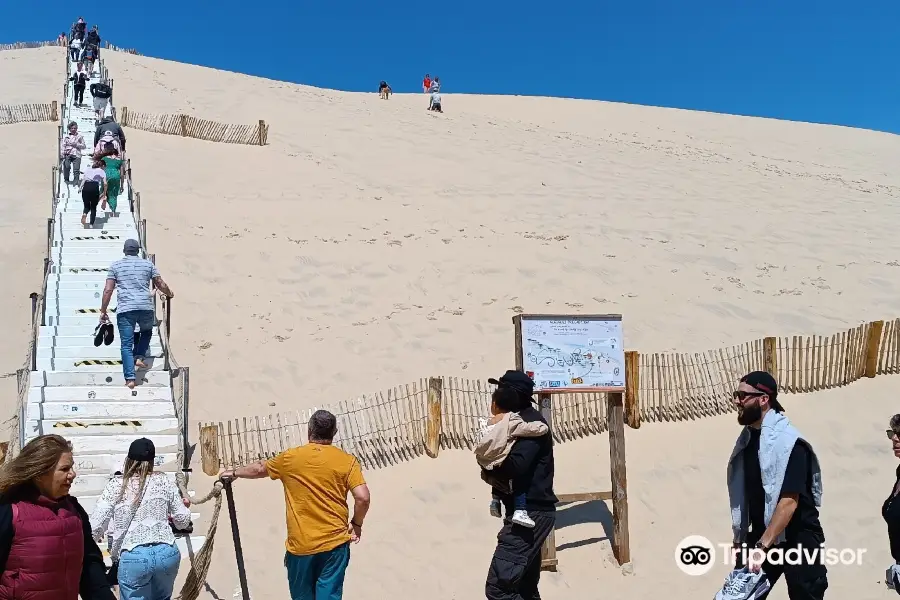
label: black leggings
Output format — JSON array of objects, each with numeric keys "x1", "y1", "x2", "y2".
[
  {"x1": 82, "y1": 181, "x2": 100, "y2": 224},
  {"x1": 74, "y1": 85, "x2": 85, "y2": 105}
]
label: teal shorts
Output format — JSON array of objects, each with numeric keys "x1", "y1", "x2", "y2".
[{"x1": 284, "y1": 542, "x2": 350, "y2": 600}]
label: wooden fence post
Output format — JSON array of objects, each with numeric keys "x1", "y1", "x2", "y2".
[
  {"x1": 865, "y1": 320, "x2": 885, "y2": 378},
  {"x1": 607, "y1": 391, "x2": 631, "y2": 565},
  {"x1": 624, "y1": 351, "x2": 640, "y2": 428},
  {"x1": 258, "y1": 120, "x2": 266, "y2": 145},
  {"x1": 539, "y1": 393, "x2": 558, "y2": 571},
  {"x1": 425, "y1": 377, "x2": 442, "y2": 458},
  {"x1": 763, "y1": 337, "x2": 777, "y2": 380},
  {"x1": 121, "y1": 106, "x2": 128, "y2": 127},
  {"x1": 179, "y1": 114, "x2": 188, "y2": 137},
  {"x1": 200, "y1": 425, "x2": 220, "y2": 476},
  {"x1": 50, "y1": 101, "x2": 58, "y2": 121}
]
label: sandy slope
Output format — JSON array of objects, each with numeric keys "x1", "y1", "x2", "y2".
[{"x1": 2, "y1": 46, "x2": 900, "y2": 598}]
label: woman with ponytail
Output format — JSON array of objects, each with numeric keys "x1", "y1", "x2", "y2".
[{"x1": 90, "y1": 438, "x2": 192, "y2": 600}]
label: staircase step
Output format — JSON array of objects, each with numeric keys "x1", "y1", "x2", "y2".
[
  {"x1": 33, "y1": 418, "x2": 179, "y2": 436},
  {"x1": 31, "y1": 370, "x2": 170, "y2": 387},
  {"x1": 35, "y1": 357, "x2": 164, "y2": 372},
  {"x1": 36, "y1": 346, "x2": 163, "y2": 360},
  {"x1": 38, "y1": 335, "x2": 162, "y2": 350},
  {"x1": 40, "y1": 325, "x2": 160, "y2": 338},
  {"x1": 67, "y1": 452, "x2": 180, "y2": 475},
  {"x1": 47, "y1": 315, "x2": 161, "y2": 328},
  {"x1": 72, "y1": 471, "x2": 178, "y2": 497},
  {"x1": 28, "y1": 400, "x2": 176, "y2": 421},
  {"x1": 29, "y1": 385, "x2": 173, "y2": 402}
]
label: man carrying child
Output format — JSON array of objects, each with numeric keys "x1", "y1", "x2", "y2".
[{"x1": 478, "y1": 370, "x2": 557, "y2": 600}]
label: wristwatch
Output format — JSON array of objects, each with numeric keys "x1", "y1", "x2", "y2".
[
  {"x1": 754, "y1": 541, "x2": 769, "y2": 551},
  {"x1": 351, "y1": 519, "x2": 363, "y2": 528}
]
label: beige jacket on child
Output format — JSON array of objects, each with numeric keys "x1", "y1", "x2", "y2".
[{"x1": 475, "y1": 412, "x2": 549, "y2": 470}]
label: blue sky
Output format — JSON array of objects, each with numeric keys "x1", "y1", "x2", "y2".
[{"x1": 4, "y1": 0, "x2": 898, "y2": 133}]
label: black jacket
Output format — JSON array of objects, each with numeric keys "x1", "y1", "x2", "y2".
[
  {"x1": 71, "y1": 72, "x2": 89, "y2": 87},
  {"x1": 94, "y1": 118, "x2": 125, "y2": 149},
  {"x1": 0, "y1": 495, "x2": 114, "y2": 600},
  {"x1": 483, "y1": 405, "x2": 557, "y2": 512},
  {"x1": 90, "y1": 83, "x2": 112, "y2": 99},
  {"x1": 87, "y1": 31, "x2": 100, "y2": 46}
]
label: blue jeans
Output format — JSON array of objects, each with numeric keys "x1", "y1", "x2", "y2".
[
  {"x1": 117, "y1": 309, "x2": 155, "y2": 381},
  {"x1": 285, "y1": 542, "x2": 350, "y2": 600},
  {"x1": 118, "y1": 542, "x2": 180, "y2": 600}
]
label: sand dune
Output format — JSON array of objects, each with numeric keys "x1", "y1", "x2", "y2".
[{"x1": 2, "y1": 46, "x2": 900, "y2": 598}]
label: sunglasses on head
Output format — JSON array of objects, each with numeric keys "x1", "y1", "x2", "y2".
[{"x1": 732, "y1": 390, "x2": 767, "y2": 401}]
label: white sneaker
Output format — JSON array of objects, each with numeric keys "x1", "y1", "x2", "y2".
[
  {"x1": 489, "y1": 501, "x2": 502, "y2": 518},
  {"x1": 511, "y1": 510, "x2": 535, "y2": 528},
  {"x1": 887, "y1": 563, "x2": 900, "y2": 592},
  {"x1": 715, "y1": 567, "x2": 770, "y2": 600}
]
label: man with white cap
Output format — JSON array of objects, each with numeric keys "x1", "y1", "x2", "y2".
[{"x1": 100, "y1": 239, "x2": 175, "y2": 389}]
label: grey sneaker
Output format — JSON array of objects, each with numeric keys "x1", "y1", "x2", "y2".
[
  {"x1": 715, "y1": 567, "x2": 770, "y2": 600},
  {"x1": 489, "y1": 500, "x2": 502, "y2": 518},
  {"x1": 887, "y1": 564, "x2": 900, "y2": 593}
]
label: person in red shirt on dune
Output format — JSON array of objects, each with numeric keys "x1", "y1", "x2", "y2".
[{"x1": 423, "y1": 73, "x2": 432, "y2": 93}]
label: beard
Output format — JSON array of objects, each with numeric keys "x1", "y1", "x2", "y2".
[{"x1": 737, "y1": 400, "x2": 762, "y2": 426}]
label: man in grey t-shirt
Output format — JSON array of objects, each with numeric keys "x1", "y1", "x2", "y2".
[{"x1": 100, "y1": 239, "x2": 174, "y2": 388}]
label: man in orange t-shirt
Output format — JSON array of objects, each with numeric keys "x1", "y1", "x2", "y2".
[{"x1": 221, "y1": 410, "x2": 371, "y2": 600}]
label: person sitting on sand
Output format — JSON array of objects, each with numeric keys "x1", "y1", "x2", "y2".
[
  {"x1": 428, "y1": 90, "x2": 442, "y2": 112},
  {"x1": 475, "y1": 383, "x2": 548, "y2": 528},
  {"x1": 378, "y1": 81, "x2": 392, "y2": 100}
]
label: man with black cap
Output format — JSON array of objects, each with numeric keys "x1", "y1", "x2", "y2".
[
  {"x1": 101, "y1": 239, "x2": 174, "y2": 389},
  {"x1": 483, "y1": 370, "x2": 556, "y2": 600},
  {"x1": 725, "y1": 371, "x2": 828, "y2": 599}
]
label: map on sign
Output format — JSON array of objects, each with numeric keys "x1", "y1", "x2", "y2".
[{"x1": 520, "y1": 316, "x2": 625, "y2": 391}]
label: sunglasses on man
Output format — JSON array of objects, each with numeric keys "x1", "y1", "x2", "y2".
[{"x1": 732, "y1": 390, "x2": 767, "y2": 401}]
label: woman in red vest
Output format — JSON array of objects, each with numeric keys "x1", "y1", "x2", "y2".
[{"x1": 0, "y1": 434, "x2": 115, "y2": 599}]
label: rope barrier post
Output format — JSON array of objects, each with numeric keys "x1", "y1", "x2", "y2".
[{"x1": 222, "y1": 478, "x2": 251, "y2": 599}]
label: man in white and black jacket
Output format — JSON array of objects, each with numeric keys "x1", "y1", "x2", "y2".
[{"x1": 482, "y1": 370, "x2": 557, "y2": 600}]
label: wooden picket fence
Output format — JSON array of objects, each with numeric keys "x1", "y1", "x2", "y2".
[
  {"x1": 119, "y1": 106, "x2": 268, "y2": 145},
  {"x1": 199, "y1": 318, "x2": 900, "y2": 473},
  {"x1": 0, "y1": 103, "x2": 57, "y2": 125},
  {"x1": 0, "y1": 41, "x2": 62, "y2": 52},
  {"x1": 104, "y1": 42, "x2": 141, "y2": 55}
]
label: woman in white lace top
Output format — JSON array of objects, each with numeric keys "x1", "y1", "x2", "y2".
[{"x1": 89, "y1": 438, "x2": 192, "y2": 600}]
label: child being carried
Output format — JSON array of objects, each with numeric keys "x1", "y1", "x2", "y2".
[{"x1": 475, "y1": 391, "x2": 549, "y2": 528}]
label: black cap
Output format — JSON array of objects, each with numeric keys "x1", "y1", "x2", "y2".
[
  {"x1": 740, "y1": 371, "x2": 784, "y2": 413},
  {"x1": 488, "y1": 370, "x2": 536, "y2": 401},
  {"x1": 127, "y1": 437, "x2": 156, "y2": 463}
]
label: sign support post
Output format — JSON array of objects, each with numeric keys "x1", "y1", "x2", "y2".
[{"x1": 511, "y1": 313, "x2": 631, "y2": 570}]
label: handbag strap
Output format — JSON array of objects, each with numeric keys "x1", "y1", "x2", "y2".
[{"x1": 110, "y1": 475, "x2": 149, "y2": 560}]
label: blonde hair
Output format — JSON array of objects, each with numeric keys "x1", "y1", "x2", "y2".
[
  {"x1": 115, "y1": 457, "x2": 155, "y2": 505},
  {"x1": 0, "y1": 435, "x2": 72, "y2": 501}
]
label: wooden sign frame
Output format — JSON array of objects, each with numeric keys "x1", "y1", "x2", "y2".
[
  {"x1": 514, "y1": 313, "x2": 626, "y2": 393},
  {"x1": 511, "y1": 314, "x2": 631, "y2": 570}
]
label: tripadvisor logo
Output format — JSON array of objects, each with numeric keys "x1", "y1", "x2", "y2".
[{"x1": 675, "y1": 535, "x2": 867, "y2": 576}]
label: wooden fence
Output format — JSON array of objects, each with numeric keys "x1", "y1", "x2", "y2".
[
  {"x1": 104, "y1": 42, "x2": 141, "y2": 55},
  {"x1": 200, "y1": 318, "x2": 900, "y2": 473},
  {"x1": 0, "y1": 103, "x2": 57, "y2": 125},
  {"x1": 0, "y1": 41, "x2": 62, "y2": 52},
  {"x1": 119, "y1": 106, "x2": 268, "y2": 145}
]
